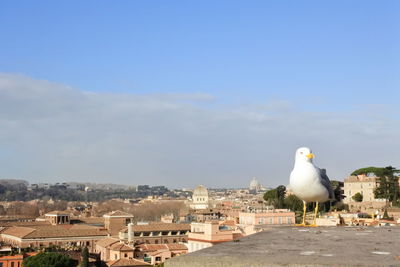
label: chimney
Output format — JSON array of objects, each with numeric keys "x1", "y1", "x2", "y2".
[{"x1": 128, "y1": 222, "x2": 134, "y2": 244}]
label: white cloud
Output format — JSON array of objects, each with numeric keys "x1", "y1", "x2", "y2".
[{"x1": 0, "y1": 73, "x2": 399, "y2": 188}]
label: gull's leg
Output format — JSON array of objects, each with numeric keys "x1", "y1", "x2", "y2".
[
  {"x1": 295, "y1": 201, "x2": 307, "y2": 226},
  {"x1": 311, "y1": 202, "x2": 319, "y2": 227},
  {"x1": 302, "y1": 201, "x2": 307, "y2": 225}
]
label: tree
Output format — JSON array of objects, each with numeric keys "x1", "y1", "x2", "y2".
[
  {"x1": 382, "y1": 209, "x2": 390, "y2": 220},
  {"x1": 263, "y1": 185, "x2": 286, "y2": 209},
  {"x1": 23, "y1": 252, "x2": 76, "y2": 267},
  {"x1": 351, "y1": 167, "x2": 386, "y2": 176},
  {"x1": 373, "y1": 166, "x2": 400, "y2": 205},
  {"x1": 276, "y1": 185, "x2": 286, "y2": 208},
  {"x1": 330, "y1": 180, "x2": 344, "y2": 203},
  {"x1": 352, "y1": 166, "x2": 400, "y2": 206},
  {"x1": 263, "y1": 188, "x2": 277, "y2": 205},
  {"x1": 81, "y1": 247, "x2": 89, "y2": 267},
  {"x1": 284, "y1": 195, "x2": 303, "y2": 212},
  {"x1": 352, "y1": 192, "x2": 363, "y2": 202}
]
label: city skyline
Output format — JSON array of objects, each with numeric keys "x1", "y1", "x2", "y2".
[{"x1": 0, "y1": 1, "x2": 399, "y2": 188}]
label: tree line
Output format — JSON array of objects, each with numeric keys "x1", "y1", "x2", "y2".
[{"x1": 0, "y1": 180, "x2": 139, "y2": 202}]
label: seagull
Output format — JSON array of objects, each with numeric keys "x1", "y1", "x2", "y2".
[{"x1": 289, "y1": 147, "x2": 334, "y2": 226}]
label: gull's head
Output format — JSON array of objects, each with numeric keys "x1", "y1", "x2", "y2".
[{"x1": 295, "y1": 147, "x2": 314, "y2": 163}]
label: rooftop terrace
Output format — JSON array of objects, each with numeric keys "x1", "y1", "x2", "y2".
[{"x1": 165, "y1": 226, "x2": 400, "y2": 267}]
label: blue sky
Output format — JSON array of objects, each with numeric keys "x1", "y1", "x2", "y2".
[{"x1": 0, "y1": 1, "x2": 399, "y2": 187}]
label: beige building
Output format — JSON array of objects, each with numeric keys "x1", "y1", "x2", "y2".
[
  {"x1": 343, "y1": 175, "x2": 379, "y2": 203},
  {"x1": 0, "y1": 224, "x2": 108, "y2": 252},
  {"x1": 119, "y1": 222, "x2": 190, "y2": 245},
  {"x1": 95, "y1": 237, "x2": 135, "y2": 261},
  {"x1": 95, "y1": 237, "x2": 150, "y2": 266},
  {"x1": 188, "y1": 221, "x2": 234, "y2": 253},
  {"x1": 44, "y1": 211, "x2": 70, "y2": 225},
  {"x1": 135, "y1": 243, "x2": 188, "y2": 265},
  {"x1": 104, "y1": 210, "x2": 134, "y2": 236},
  {"x1": 95, "y1": 237, "x2": 120, "y2": 261},
  {"x1": 239, "y1": 210, "x2": 295, "y2": 226}
]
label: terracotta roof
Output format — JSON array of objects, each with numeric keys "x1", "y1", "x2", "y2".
[
  {"x1": 78, "y1": 217, "x2": 105, "y2": 224},
  {"x1": 1, "y1": 225, "x2": 108, "y2": 239},
  {"x1": 104, "y1": 210, "x2": 134, "y2": 217},
  {"x1": 138, "y1": 244, "x2": 167, "y2": 251},
  {"x1": 138, "y1": 243, "x2": 187, "y2": 252},
  {"x1": 147, "y1": 250, "x2": 165, "y2": 256},
  {"x1": 121, "y1": 223, "x2": 190, "y2": 233},
  {"x1": 1, "y1": 227, "x2": 36, "y2": 238},
  {"x1": 109, "y1": 243, "x2": 134, "y2": 251},
  {"x1": 0, "y1": 221, "x2": 51, "y2": 227},
  {"x1": 165, "y1": 243, "x2": 188, "y2": 250},
  {"x1": 95, "y1": 237, "x2": 119, "y2": 248},
  {"x1": 106, "y1": 258, "x2": 151, "y2": 266}
]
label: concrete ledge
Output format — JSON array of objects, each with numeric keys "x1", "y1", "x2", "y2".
[{"x1": 165, "y1": 226, "x2": 400, "y2": 267}]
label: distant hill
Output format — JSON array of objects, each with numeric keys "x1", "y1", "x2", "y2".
[
  {"x1": 67, "y1": 182, "x2": 134, "y2": 190},
  {"x1": 0, "y1": 179, "x2": 29, "y2": 186}
]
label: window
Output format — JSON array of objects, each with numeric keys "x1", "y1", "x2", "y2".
[
  {"x1": 156, "y1": 256, "x2": 162, "y2": 261},
  {"x1": 155, "y1": 240, "x2": 159, "y2": 244},
  {"x1": 11, "y1": 263, "x2": 14, "y2": 267},
  {"x1": 124, "y1": 253, "x2": 128, "y2": 258},
  {"x1": 114, "y1": 254, "x2": 117, "y2": 260}
]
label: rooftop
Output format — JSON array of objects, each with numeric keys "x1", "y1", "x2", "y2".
[
  {"x1": 1, "y1": 225, "x2": 108, "y2": 239},
  {"x1": 95, "y1": 237, "x2": 119, "y2": 248},
  {"x1": 121, "y1": 223, "x2": 190, "y2": 233},
  {"x1": 165, "y1": 226, "x2": 400, "y2": 267},
  {"x1": 103, "y1": 210, "x2": 134, "y2": 218},
  {"x1": 45, "y1": 210, "x2": 70, "y2": 216},
  {"x1": 109, "y1": 242, "x2": 134, "y2": 251},
  {"x1": 106, "y1": 258, "x2": 151, "y2": 266},
  {"x1": 138, "y1": 243, "x2": 188, "y2": 252}
]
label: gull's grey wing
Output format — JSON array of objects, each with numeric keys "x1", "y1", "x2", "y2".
[{"x1": 319, "y1": 168, "x2": 335, "y2": 200}]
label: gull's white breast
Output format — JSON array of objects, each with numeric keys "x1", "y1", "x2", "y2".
[{"x1": 289, "y1": 163, "x2": 329, "y2": 202}]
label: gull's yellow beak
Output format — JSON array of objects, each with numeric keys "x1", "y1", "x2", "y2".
[{"x1": 306, "y1": 153, "x2": 314, "y2": 159}]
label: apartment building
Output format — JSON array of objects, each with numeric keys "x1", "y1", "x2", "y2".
[{"x1": 343, "y1": 175, "x2": 378, "y2": 203}]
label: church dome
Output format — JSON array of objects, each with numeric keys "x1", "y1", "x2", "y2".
[
  {"x1": 193, "y1": 185, "x2": 208, "y2": 197},
  {"x1": 249, "y1": 177, "x2": 261, "y2": 190}
]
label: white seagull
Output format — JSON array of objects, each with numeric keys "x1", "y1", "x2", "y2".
[{"x1": 289, "y1": 147, "x2": 334, "y2": 226}]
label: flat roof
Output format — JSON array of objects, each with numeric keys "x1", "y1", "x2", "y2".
[{"x1": 165, "y1": 226, "x2": 400, "y2": 267}]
